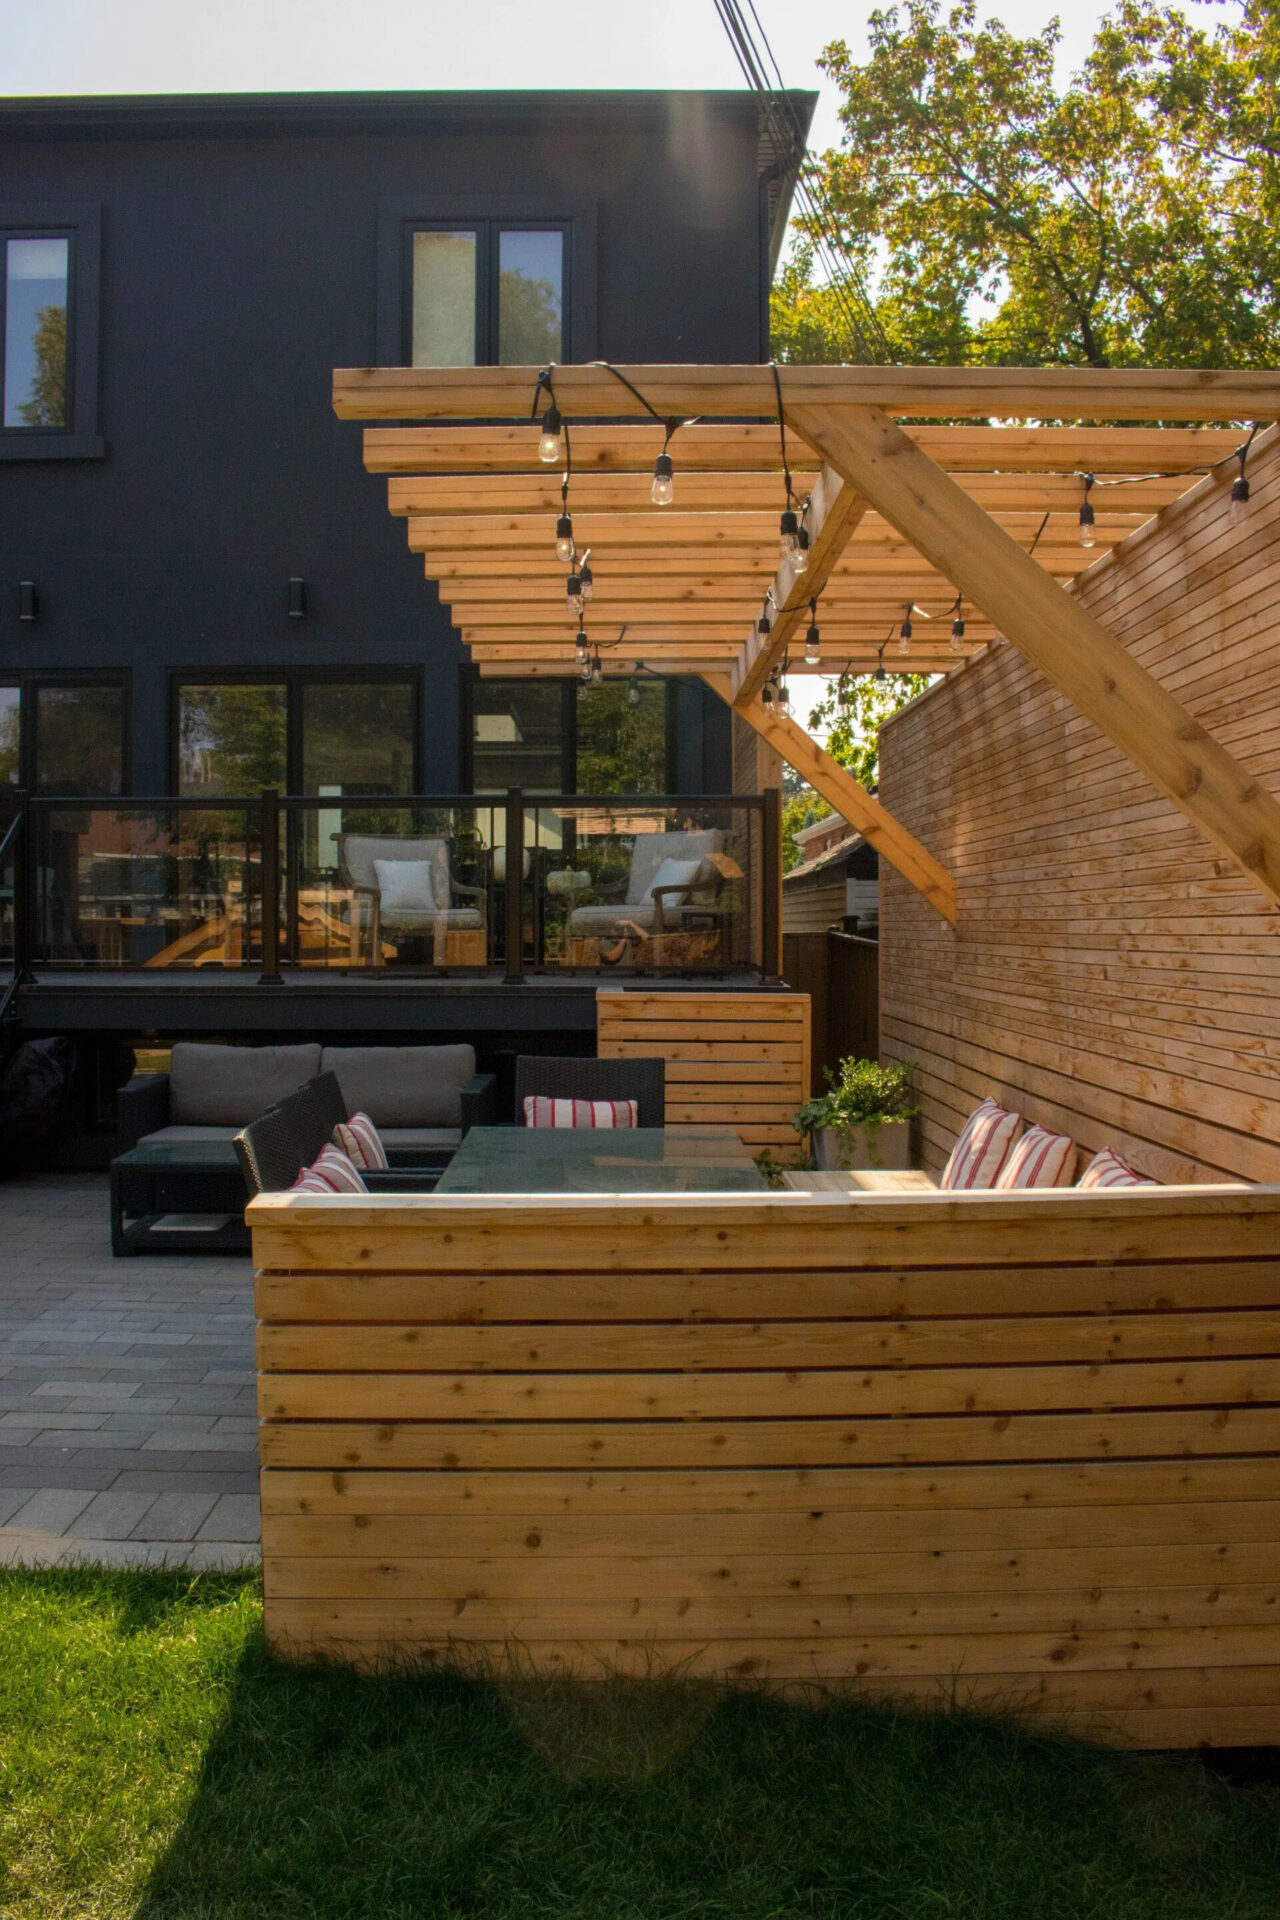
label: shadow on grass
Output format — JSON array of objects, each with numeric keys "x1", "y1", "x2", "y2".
[{"x1": 133, "y1": 1626, "x2": 1280, "y2": 1920}]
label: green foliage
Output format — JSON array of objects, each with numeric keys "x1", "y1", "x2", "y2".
[
  {"x1": 5, "y1": 1563, "x2": 1280, "y2": 1918},
  {"x1": 794, "y1": 1054, "x2": 919, "y2": 1139},
  {"x1": 809, "y1": 670, "x2": 934, "y2": 788},
  {"x1": 773, "y1": 0, "x2": 1280, "y2": 371},
  {"x1": 18, "y1": 302, "x2": 67, "y2": 427},
  {"x1": 781, "y1": 785, "x2": 831, "y2": 870},
  {"x1": 576, "y1": 679, "x2": 668, "y2": 794}
]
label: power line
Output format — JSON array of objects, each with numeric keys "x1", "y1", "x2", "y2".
[{"x1": 713, "y1": 0, "x2": 894, "y2": 363}]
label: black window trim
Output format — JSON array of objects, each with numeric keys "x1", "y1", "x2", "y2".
[
  {"x1": 376, "y1": 194, "x2": 597, "y2": 367},
  {"x1": 0, "y1": 202, "x2": 103, "y2": 460},
  {"x1": 168, "y1": 667, "x2": 424, "y2": 796},
  {"x1": 460, "y1": 665, "x2": 677, "y2": 797}
]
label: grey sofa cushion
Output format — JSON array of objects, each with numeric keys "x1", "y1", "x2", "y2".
[
  {"x1": 169, "y1": 1043, "x2": 322, "y2": 1126},
  {"x1": 320, "y1": 1044, "x2": 476, "y2": 1128},
  {"x1": 380, "y1": 1126, "x2": 463, "y2": 1152},
  {"x1": 138, "y1": 1125, "x2": 239, "y2": 1145}
]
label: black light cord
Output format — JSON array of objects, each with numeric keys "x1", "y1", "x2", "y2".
[{"x1": 770, "y1": 360, "x2": 795, "y2": 510}]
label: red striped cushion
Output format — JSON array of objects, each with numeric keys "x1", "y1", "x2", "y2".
[
  {"x1": 1077, "y1": 1147, "x2": 1155, "y2": 1190},
  {"x1": 522, "y1": 1096, "x2": 639, "y2": 1129},
  {"x1": 289, "y1": 1144, "x2": 368, "y2": 1194},
  {"x1": 940, "y1": 1098, "x2": 1022, "y2": 1191},
  {"x1": 995, "y1": 1124, "x2": 1076, "y2": 1190},
  {"x1": 332, "y1": 1112, "x2": 388, "y2": 1170}
]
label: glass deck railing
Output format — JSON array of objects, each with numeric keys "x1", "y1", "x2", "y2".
[{"x1": 10, "y1": 789, "x2": 780, "y2": 982}]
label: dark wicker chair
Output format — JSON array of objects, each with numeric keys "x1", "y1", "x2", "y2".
[
  {"x1": 235, "y1": 1072, "x2": 440, "y2": 1196},
  {"x1": 513, "y1": 1055, "x2": 665, "y2": 1127}
]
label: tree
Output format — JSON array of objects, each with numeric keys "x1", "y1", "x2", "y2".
[
  {"x1": 773, "y1": 0, "x2": 1279, "y2": 370},
  {"x1": 18, "y1": 303, "x2": 67, "y2": 427},
  {"x1": 782, "y1": 671, "x2": 932, "y2": 869}
]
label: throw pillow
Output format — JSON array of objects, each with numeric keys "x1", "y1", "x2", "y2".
[
  {"x1": 522, "y1": 1096, "x2": 639, "y2": 1129},
  {"x1": 374, "y1": 858, "x2": 442, "y2": 915},
  {"x1": 1077, "y1": 1147, "x2": 1156, "y2": 1190},
  {"x1": 939, "y1": 1098, "x2": 1022, "y2": 1191},
  {"x1": 289, "y1": 1144, "x2": 368, "y2": 1194},
  {"x1": 643, "y1": 857, "x2": 703, "y2": 906},
  {"x1": 995, "y1": 1124, "x2": 1076, "y2": 1189},
  {"x1": 332, "y1": 1111, "x2": 389, "y2": 1171}
]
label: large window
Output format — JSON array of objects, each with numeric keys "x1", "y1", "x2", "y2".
[
  {"x1": 174, "y1": 676, "x2": 419, "y2": 796},
  {"x1": 408, "y1": 222, "x2": 566, "y2": 367},
  {"x1": 467, "y1": 676, "x2": 672, "y2": 795},
  {"x1": 0, "y1": 205, "x2": 101, "y2": 458},
  {"x1": 0, "y1": 677, "x2": 126, "y2": 795}
]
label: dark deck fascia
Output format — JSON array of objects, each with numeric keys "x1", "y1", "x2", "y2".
[{"x1": 15, "y1": 970, "x2": 778, "y2": 1036}]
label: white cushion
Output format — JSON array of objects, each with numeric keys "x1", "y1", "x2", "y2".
[
  {"x1": 643, "y1": 856, "x2": 702, "y2": 905},
  {"x1": 1077, "y1": 1147, "x2": 1156, "y2": 1190},
  {"x1": 995, "y1": 1124, "x2": 1076, "y2": 1189},
  {"x1": 374, "y1": 858, "x2": 442, "y2": 915},
  {"x1": 940, "y1": 1099, "x2": 1022, "y2": 1191},
  {"x1": 523, "y1": 1096, "x2": 639, "y2": 1129},
  {"x1": 332, "y1": 1112, "x2": 389, "y2": 1171}
]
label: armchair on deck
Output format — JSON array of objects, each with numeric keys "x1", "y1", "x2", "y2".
[
  {"x1": 336, "y1": 833, "x2": 487, "y2": 967},
  {"x1": 565, "y1": 828, "x2": 727, "y2": 962}
]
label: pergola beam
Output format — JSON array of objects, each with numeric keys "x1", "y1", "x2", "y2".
[
  {"x1": 788, "y1": 402, "x2": 1280, "y2": 911},
  {"x1": 336, "y1": 363, "x2": 1280, "y2": 422}
]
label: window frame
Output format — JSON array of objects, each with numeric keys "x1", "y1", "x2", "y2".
[
  {"x1": 0, "y1": 670, "x2": 129, "y2": 795},
  {"x1": 461, "y1": 668, "x2": 675, "y2": 796},
  {"x1": 376, "y1": 195, "x2": 597, "y2": 367},
  {"x1": 168, "y1": 668, "x2": 424, "y2": 797},
  {"x1": 0, "y1": 203, "x2": 103, "y2": 460}
]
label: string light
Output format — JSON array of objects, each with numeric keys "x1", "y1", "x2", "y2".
[
  {"x1": 779, "y1": 506, "x2": 800, "y2": 560},
  {"x1": 566, "y1": 565, "x2": 583, "y2": 616},
  {"x1": 1078, "y1": 472, "x2": 1096, "y2": 548},
  {"x1": 627, "y1": 671, "x2": 641, "y2": 706},
  {"x1": 1231, "y1": 441, "x2": 1251, "y2": 522},
  {"x1": 591, "y1": 646, "x2": 603, "y2": 685},
  {"x1": 793, "y1": 518, "x2": 811, "y2": 574},
  {"x1": 898, "y1": 603, "x2": 913, "y2": 653},
  {"x1": 532, "y1": 368, "x2": 564, "y2": 464},
  {"x1": 950, "y1": 596, "x2": 966, "y2": 653},
  {"x1": 652, "y1": 418, "x2": 676, "y2": 507},
  {"x1": 771, "y1": 361, "x2": 805, "y2": 567},
  {"x1": 874, "y1": 640, "x2": 888, "y2": 684},
  {"x1": 580, "y1": 550, "x2": 593, "y2": 604},
  {"x1": 804, "y1": 597, "x2": 820, "y2": 665}
]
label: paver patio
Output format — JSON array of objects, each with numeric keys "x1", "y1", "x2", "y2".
[{"x1": 0, "y1": 1172, "x2": 258, "y2": 1568}]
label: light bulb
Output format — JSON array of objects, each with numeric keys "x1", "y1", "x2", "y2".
[
  {"x1": 555, "y1": 513, "x2": 574, "y2": 563},
  {"x1": 756, "y1": 612, "x2": 772, "y2": 638},
  {"x1": 778, "y1": 681, "x2": 792, "y2": 711},
  {"x1": 580, "y1": 657, "x2": 592, "y2": 682},
  {"x1": 627, "y1": 674, "x2": 641, "y2": 707},
  {"x1": 652, "y1": 451, "x2": 674, "y2": 506},
  {"x1": 874, "y1": 662, "x2": 887, "y2": 683},
  {"x1": 1231, "y1": 473, "x2": 1250, "y2": 522},
  {"x1": 804, "y1": 624, "x2": 820, "y2": 666},
  {"x1": 580, "y1": 562, "x2": 593, "y2": 603},
  {"x1": 538, "y1": 405, "x2": 563, "y2": 465},
  {"x1": 761, "y1": 682, "x2": 774, "y2": 705},
  {"x1": 575, "y1": 632, "x2": 589, "y2": 665},
  {"x1": 793, "y1": 526, "x2": 810, "y2": 574},
  {"x1": 566, "y1": 571, "x2": 583, "y2": 616},
  {"x1": 779, "y1": 508, "x2": 799, "y2": 559},
  {"x1": 950, "y1": 614, "x2": 966, "y2": 653},
  {"x1": 898, "y1": 632, "x2": 911, "y2": 655},
  {"x1": 1078, "y1": 501, "x2": 1096, "y2": 549},
  {"x1": 591, "y1": 649, "x2": 603, "y2": 685}
]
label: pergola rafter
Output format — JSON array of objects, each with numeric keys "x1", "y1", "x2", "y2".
[{"x1": 334, "y1": 361, "x2": 1280, "y2": 924}]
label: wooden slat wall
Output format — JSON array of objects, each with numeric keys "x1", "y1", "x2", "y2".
[
  {"x1": 596, "y1": 989, "x2": 810, "y2": 1159},
  {"x1": 254, "y1": 1185, "x2": 1280, "y2": 1747},
  {"x1": 877, "y1": 430, "x2": 1280, "y2": 1182}
]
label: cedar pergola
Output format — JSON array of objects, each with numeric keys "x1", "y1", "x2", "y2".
[{"x1": 333, "y1": 364, "x2": 1280, "y2": 931}]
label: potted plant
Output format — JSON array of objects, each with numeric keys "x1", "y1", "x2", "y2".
[{"x1": 793, "y1": 1056, "x2": 918, "y2": 1171}]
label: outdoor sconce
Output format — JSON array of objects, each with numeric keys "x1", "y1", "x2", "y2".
[
  {"x1": 18, "y1": 581, "x2": 38, "y2": 623},
  {"x1": 287, "y1": 576, "x2": 307, "y2": 619}
]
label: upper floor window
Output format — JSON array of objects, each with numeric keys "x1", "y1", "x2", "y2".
[
  {"x1": 408, "y1": 222, "x2": 566, "y2": 367},
  {"x1": 0, "y1": 204, "x2": 102, "y2": 459},
  {"x1": 3, "y1": 235, "x2": 69, "y2": 429}
]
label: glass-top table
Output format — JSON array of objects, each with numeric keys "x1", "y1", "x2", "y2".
[{"x1": 435, "y1": 1126, "x2": 768, "y2": 1195}]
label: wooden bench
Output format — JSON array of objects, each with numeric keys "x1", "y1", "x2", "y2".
[{"x1": 251, "y1": 1183, "x2": 1280, "y2": 1748}]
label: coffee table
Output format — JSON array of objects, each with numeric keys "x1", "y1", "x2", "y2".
[
  {"x1": 110, "y1": 1138, "x2": 249, "y2": 1255},
  {"x1": 435, "y1": 1125, "x2": 767, "y2": 1195}
]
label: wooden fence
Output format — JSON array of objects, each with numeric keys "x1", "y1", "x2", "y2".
[
  {"x1": 783, "y1": 932, "x2": 879, "y2": 1092},
  {"x1": 254, "y1": 1182, "x2": 1280, "y2": 1748},
  {"x1": 596, "y1": 989, "x2": 809, "y2": 1159}
]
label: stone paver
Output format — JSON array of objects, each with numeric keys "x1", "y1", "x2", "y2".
[{"x1": 0, "y1": 1173, "x2": 259, "y2": 1568}]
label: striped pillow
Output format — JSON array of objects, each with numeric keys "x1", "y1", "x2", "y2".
[
  {"x1": 332, "y1": 1111, "x2": 388, "y2": 1171},
  {"x1": 1077, "y1": 1147, "x2": 1155, "y2": 1190},
  {"x1": 995, "y1": 1124, "x2": 1076, "y2": 1190},
  {"x1": 289, "y1": 1144, "x2": 368, "y2": 1194},
  {"x1": 940, "y1": 1099, "x2": 1022, "y2": 1191},
  {"x1": 522, "y1": 1096, "x2": 639, "y2": 1129}
]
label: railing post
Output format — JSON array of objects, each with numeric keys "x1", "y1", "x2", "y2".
[
  {"x1": 503, "y1": 787, "x2": 525, "y2": 983},
  {"x1": 13, "y1": 792, "x2": 34, "y2": 985},
  {"x1": 761, "y1": 786, "x2": 782, "y2": 984},
  {"x1": 258, "y1": 789, "x2": 283, "y2": 985}
]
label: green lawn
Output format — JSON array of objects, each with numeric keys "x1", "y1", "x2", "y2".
[{"x1": 1, "y1": 1567, "x2": 1278, "y2": 1919}]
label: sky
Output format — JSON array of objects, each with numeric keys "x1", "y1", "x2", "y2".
[{"x1": 1, "y1": 0, "x2": 1203, "y2": 154}]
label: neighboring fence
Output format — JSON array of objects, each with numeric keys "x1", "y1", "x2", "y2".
[
  {"x1": 597, "y1": 989, "x2": 809, "y2": 1162},
  {"x1": 783, "y1": 931, "x2": 878, "y2": 1092},
  {"x1": 254, "y1": 1181, "x2": 1280, "y2": 1749},
  {"x1": 877, "y1": 427, "x2": 1280, "y2": 1183}
]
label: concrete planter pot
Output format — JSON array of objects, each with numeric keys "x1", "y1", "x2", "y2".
[{"x1": 813, "y1": 1119, "x2": 911, "y2": 1172}]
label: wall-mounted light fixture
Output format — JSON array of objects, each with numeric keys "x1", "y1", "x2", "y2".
[
  {"x1": 18, "y1": 581, "x2": 38, "y2": 623},
  {"x1": 287, "y1": 576, "x2": 307, "y2": 619}
]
